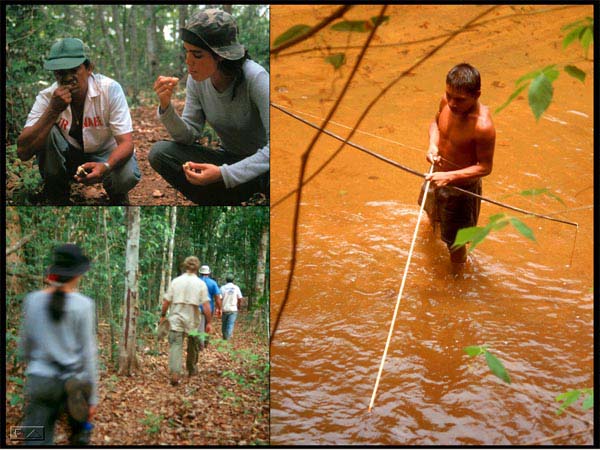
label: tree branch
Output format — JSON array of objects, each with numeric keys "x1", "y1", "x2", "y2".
[{"x1": 270, "y1": 5, "x2": 352, "y2": 55}]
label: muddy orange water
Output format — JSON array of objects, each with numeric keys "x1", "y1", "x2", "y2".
[{"x1": 269, "y1": 5, "x2": 594, "y2": 446}]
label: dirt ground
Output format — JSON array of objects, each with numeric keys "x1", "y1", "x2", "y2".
[{"x1": 5, "y1": 314, "x2": 269, "y2": 446}]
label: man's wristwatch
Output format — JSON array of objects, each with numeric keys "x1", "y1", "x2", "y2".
[{"x1": 102, "y1": 162, "x2": 111, "y2": 172}]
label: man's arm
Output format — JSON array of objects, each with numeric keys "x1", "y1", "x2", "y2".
[
  {"x1": 17, "y1": 86, "x2": 73, "y2": 161},
  {"x1": 215, "y1": 294, "x2": 222, "y2": 317},
  {"x1": 160, "y1": 299, "x2": 171, "y2": 322},
  {"x1": 201, "y1": 302, "x2": 213, "y2": 333},
  {"x1": 426, "y1": 96, "x2": 447, "y2": 164},
  {"x1": 426, "y1": 121, "x2": 496, "y2": 186}
]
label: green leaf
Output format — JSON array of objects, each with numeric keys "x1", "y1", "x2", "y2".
[
  {"x1": 541, "y1": 65, "x2": 559, "y2": 83},
  {"x1": 563, "y1": 26, "x2": 583, "y2": 49},
  {"x1": 9, "y1": 393, "x2": 23, "y2": 407},
  {"x1": 544, "y1": 191, "x2": 566, "y2": 206},
  {"x1": 515, "y1": 69, "x2": 541, "y2": 87},
  {"x1": 489, "y1": 213, "x2": 507, "y2": 223},
  {"x1": 582, "y1": 391, "x2": 593, "y2": 410},
  {"x1": 580, "y1": 27, "x2": 593, "y2": 57},
  {"x1": 273, "y1": 24, "x2": 311, "y2": 48},
  {"x1": 331, "y1": 20, "x2": 369, "y2": 32},
  {"x1": 509, "y1": 217, "x2": 536, "y2": 241},
  {"x1": 370, "y1": 15, "x2": 390, "y2": 26},
  {"x1": 463, "y1": 345, "x2": 486, "y2": 357},
  {"x1": 556, "y1": 389, "x2": 581, "y2": 415},
  {"x1": 9, "y1": 376, "x2": 24, "y2": 386},
  {"x1": 484, "y1": 351, "x2": 511, "y2": 384},
  {"x1": 528, "y1": 73, "x2": 554, "y2": 121},
  {"x1": 325, "y1": 53, "x2": 346, "y2": 70},
  {"x1": 494, "y1": 84, "x2": 527, "y2": 115},
  {"x1": 564, "y1": 65, "x2": 586, "y2": 83},
  {"x1": 519, "y1": 188, "x2": 548, "y2": 197},
  {"x1": 452, "y1": 226, "x2": 487, "y2": 249}
]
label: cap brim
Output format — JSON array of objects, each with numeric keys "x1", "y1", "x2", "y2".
[
  {"x1": 44, "y1": 57, "x2": 86, "y2": 71},
  {"x1": 212, "y1": 43, "x2": 245, "y2": 61},
  {"x1": 45, "y1": 260, "x2": 91, "y2": 277}
]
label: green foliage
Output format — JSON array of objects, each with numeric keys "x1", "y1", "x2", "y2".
[
  {"x1": 495, "y1": 18, "x2": 591, "y2": 120},
  {"x1": 140, "y1": 410, "x2": 164, "y2": 435},
  {"x1": 509, "y1": 187, "x2": 566, "y2": 206},
  {"x1": 331, "y1": 20, "x2": 370, "y2": 32},
  {"x1": 556, "y1": 388, "x2": 593, "y2": 415},
  {"x1": 325, "y1": 53, "x2": 346, "y2": 70},
  {"x1": 561, "y1": 17, "x2": 594, "y2": 58},
  {"x1": 452, "y1": 213, "x2": 535, "y2": 253},
  {"x1": 139, "y1": 310, "x2": 159, "y2": 334},
  {"x1": 273, "y1": 24, "x2": 311, "y2": 48},
  {"x1": 464, "y1": 345, "x2": 511, "y2": 384}
]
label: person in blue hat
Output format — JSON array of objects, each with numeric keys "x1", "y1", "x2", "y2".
[
  {"x1": 18, "y1": 244, "x2": 98, "y2": 445},
  {"x1": 16, "y1": 38, "x2": 140, "y2": 205},
  {"x1": 149, "y1": 9, "x2": 269, "y2": 205}
]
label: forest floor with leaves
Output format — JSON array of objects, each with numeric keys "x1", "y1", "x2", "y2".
[
  {"x1": 5, "y1": 314, "x2": 269, "y2": 446},
  {"x1": 6, "y1": 98, "x2": 267, "y2": 206}
]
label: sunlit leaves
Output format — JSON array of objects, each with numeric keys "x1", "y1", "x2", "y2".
[
  {"x1": 331, "y1": 20, "x2": 370, "y2": 32},
  {"x1": 562, "y1": 17, "x2": 594, "y2": 58},
  {"x1": 325, "y1": 53, "x2": 346, "y2": 70},
  {"x1": 556, "y1": 388, "x2": 594, "y2": 415},
  {"x1": 464, "y1": 345, "x2": 511, "y2": 384},
  {"x1": 452, "y1": 213, "x2": 535, "y2": 253},
  {"x1": 272, "y1": 24, "x2": 311, "y2": 48},
  {"x1": 564, "y1": 65, "x2": 586, "y2": 83}
]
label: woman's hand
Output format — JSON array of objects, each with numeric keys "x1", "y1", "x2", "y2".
[
  {"x1": 153, "y1": 76, "x2": 179, "y2": 111},
  {"x1": 183, "y1": 162, "x2": 222, "y2": 186}
]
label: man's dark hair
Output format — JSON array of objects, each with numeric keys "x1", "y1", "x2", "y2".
[
  {"x1": 226, "y1": 274, "x2": 234, "y2": 283},
  {"x1": 446, "y1": 63, "x2": 480, "y2": 95}
]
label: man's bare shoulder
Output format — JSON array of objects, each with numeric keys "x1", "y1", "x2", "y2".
[{"x1": 476, "y1": 104, "x2": 495, "y2": 138}]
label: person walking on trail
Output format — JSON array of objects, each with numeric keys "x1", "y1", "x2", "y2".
[
  {"x1": 16, "y1": 37, "x2": 141, "y2": 205},
  {"x1": 149, "y1": 8, "x2": 269, "y2": 205},
  {"x1": 197, "y1": 265, "x2": 222, "y2": 350},
  {"x1": 18, "y1": 244, "x2": 98, "y2": 445},
  {"x1": 160, "y1": 256, "x2": 212, "y2": 385},
  {"x1": 220, "y1": 274, "x2": 244, "y2": 340},
  {"x1": 419, "y1": 63, "x2": 496, "y2": 270}
]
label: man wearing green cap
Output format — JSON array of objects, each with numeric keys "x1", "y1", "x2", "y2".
[
  {"x1": 149, "y1": 9, "x2": 269, "y2": 205},
  {"x1": 16, "y1": 38, "x2": 140, "y2": 205}
]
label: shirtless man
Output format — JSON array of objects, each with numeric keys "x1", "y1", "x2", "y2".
[{"x1": 421, "y1": 63, "x2": 496, "y2": 268}]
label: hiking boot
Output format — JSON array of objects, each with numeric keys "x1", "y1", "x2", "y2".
[
  {"x1": 65, "y1": 378, "x2": 91, "y2": 422},
  {"x1": 107, "y1": 192, "x2": 130, "y2": 206}
]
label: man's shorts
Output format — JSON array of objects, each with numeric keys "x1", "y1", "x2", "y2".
[{"x1": 418, "y1": 179, "x2": 482, "y2": 248}]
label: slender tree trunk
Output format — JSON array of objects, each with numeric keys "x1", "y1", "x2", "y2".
[
  {"x1": 166, "y1": 206, "x2": 177, "y2": 281},
  {"x1": 145, "y1": 5, "x2": 159, "y2": 80},
  {"x1": 95, "y1": 5, "x2": 118, "y2": 80},
  {"x1": 129, "y1": 5, "x2": 139, "y2": 104},
  {"x1": 158, "y1": 207, "x2": 170, "y2": 304},
  {"x1": 253, "y1": 222, "x2": 268, "y2": 312},
  {"x1": 111, "y1": 5, "x2": 127, "y2": 83},
  {"x1": 178, "y1": 5, "x2": 188, "y2": 76},
  {"x1": 118, "y1": 207, "x2": 141, "y2": 375},
  {"x1": 103, "y1": 209, "x2": 117, "y2": 365}
]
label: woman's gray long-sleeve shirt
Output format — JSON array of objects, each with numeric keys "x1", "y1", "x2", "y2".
[
  {"x1": 158, "y1": 59, "x2": 269, "y2": 188},
  {"x1": 18, "y1": 290, "x2": 99, "y2": 406}
]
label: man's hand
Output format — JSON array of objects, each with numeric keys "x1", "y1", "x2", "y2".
[
  {"x1": 159, "y1": 316, "x2": 166, "y2": 324},
  {"x1": 154, "y1": 76, "x2": 179, "y2": 111},
  {"x1": 215, "y1": 308, "x2": 222, "y2": 318},
  {"x1": 49, "y1": 86, "x2": 73, "y2": 114},
  {"x1": 425, "y1": 171, "x2": 455, "y2": 187},
  {"x1": 88, "y1": 405, "x2": 97, "y2": 422},
  {"x1": 183, "y1": 162, "x2": 222, "y2": 186},
  {"x1": 205, "y1": 323, "x2": 213, "y2": 334},
  {"x1": 426, "y1": 144, "x2": 441, "y2": 165},
  {"x1": 74, "y1": 162, "x2": 110, "y2": 184}
]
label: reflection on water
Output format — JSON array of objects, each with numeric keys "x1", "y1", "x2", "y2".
[{"x1": 271, "y1": 201, "x2": 593, "y2": 445}]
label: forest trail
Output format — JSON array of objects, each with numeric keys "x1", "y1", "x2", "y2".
[{"x1": 5, "y1": 314, "x2": 269, "y2": 446}]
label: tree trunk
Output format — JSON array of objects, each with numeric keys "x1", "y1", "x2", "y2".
[
  {"x1": 129, "y1": 5, "x2": 139, "y2": 104},
  {"x1": 144, "y1": 5, "x2": 159, "y2": 80},
  {"x1": 166, "y1": 206, "x2": 177, "y2": 281},
  {"x1": 102, "y1": 209, "x2": 117, "y2": 365},
  {"x1": 111, "y1": 5, "x2": 127, "y2": 83},
  {"x1": 6, "y1": 208, "x2": 26, "y2": 300},
  {"x1": 95, "y1": 5, "x2": 118, "y2": 80},
  {"x1": 177, "y1": 5, "x2": 188, "y2": 76},
  {"x1": 222, "y1": 5, "x2": 232, "y2": 14},
  {"x1": 118, "y1": 207, "x2": 141, "y2": 375},
  {"x1": 158, "y1": 207, "x2": 170, "y2": 304},
  {"x1": 253, "y1": 222, "x2": 268, "y2": 312}
]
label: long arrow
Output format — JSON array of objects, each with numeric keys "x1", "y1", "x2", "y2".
[{"x1": 272, "y1": 102, "x2": 578, "y2": 229}]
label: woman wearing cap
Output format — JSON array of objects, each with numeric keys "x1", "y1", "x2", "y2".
[
  {"x1": 149, "y1": 8, "x2": 269, "y2": 205},
  {"x1": 18, "y1": 244, "x2": 98, "y2": 445}
]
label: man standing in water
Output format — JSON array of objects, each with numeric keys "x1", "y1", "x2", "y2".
[{"x1": 420, "y1": 63, "x2": 496, "y2": 270}]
